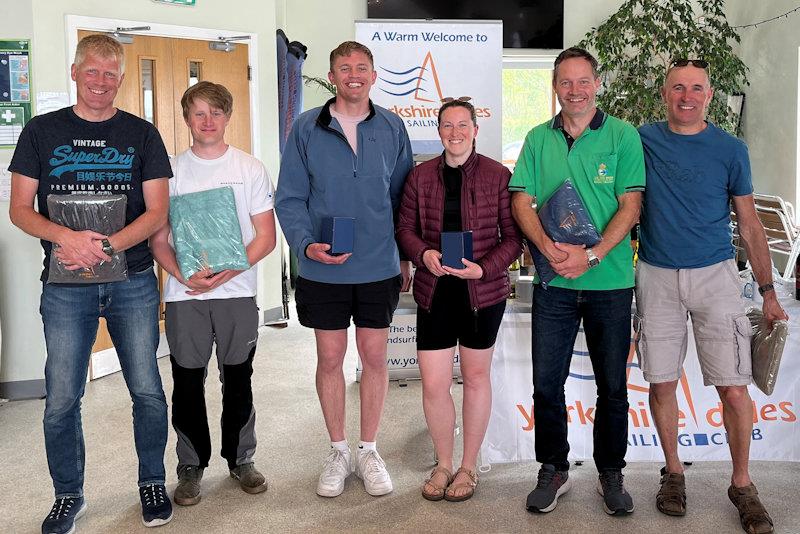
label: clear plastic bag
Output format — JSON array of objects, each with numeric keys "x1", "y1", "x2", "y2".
[
  {"x1": 169, "y1": 186, "x2": 250, "y2": 280},
  {"x1": 46, "y1": 194, "x2": 128, "y2": 283},
  {"x1": 531, "y1": 179, "x2": 602, "y2": 288},
  {"x1": 747, "y1": 307, "x2": 789, "y2": 395}
]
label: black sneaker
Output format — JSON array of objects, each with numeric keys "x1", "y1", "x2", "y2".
[
  {"x1": 42, "y1": 496, "x2": 87, "y2": 534},
  {"x1": 139, "y1": 484, "x2": 173, "y2": 527},
  {"x1": 526, "y1": 464, "x2": 572, "y2": 513},
  {"x1": 597, "y1": 469, "x2": 635, "y2": 515}
]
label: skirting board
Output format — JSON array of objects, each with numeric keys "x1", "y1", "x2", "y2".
[{"x1": 0, "y1": 378, "x2": 46, "y2": 401}]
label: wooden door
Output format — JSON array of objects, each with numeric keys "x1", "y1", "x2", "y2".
[{"x1": 77, "y1": 31, "x2": 251, "y2": 353}]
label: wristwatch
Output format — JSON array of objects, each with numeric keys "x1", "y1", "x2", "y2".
[
  {"x1": 101, "y1": 238, "x2": 115, "y2": 256},
  {"x1": 758, "y1": 283, "x2": 774, "y2": 296},
  {"x1": 586, "y1": 248, "x2": 600, "y2": 268}
]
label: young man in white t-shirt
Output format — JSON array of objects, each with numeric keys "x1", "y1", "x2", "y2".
[{"x1": 150, "y1": 81, "x2": 276, "y2": 505}]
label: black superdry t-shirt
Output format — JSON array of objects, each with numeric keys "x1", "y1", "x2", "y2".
[{"x1": 8, "y1": 106, "x2": 172, "y2": 280}]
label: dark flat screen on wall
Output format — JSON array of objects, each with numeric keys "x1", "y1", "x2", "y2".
[{"x1": 366, "y1": 0, "x2": 564, "y2": 49}]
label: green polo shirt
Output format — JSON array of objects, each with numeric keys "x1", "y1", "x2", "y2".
[{"x1": 509, "y1": 110, "x2": 645, "y2": 290}]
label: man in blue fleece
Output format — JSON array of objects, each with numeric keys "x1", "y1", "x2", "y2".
[{"x1": 275, "y1": 41, "x2": 413, "y2": 498}]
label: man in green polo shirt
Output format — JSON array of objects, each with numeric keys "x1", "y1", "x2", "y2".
[{"x1": 510, "y1": 47, "x2": 645, "y2": 517}]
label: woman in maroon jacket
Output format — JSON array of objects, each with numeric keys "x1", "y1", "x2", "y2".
[{"x1": 397, "y1": 98, "x2": 523, "y2": 502}]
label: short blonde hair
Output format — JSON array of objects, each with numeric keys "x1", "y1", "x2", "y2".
[
  {"x1": 180, "y1": 81, "x2": 233, "y2": 120},
  {"x1": 329, "y1": 41, "x2": 374, "y2": 72},
  {"x1": 74, "y1": 34, "x2": 125, "y2": 74}
]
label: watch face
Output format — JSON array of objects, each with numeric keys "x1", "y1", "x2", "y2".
[{"x1": 589, "y1": 258, "x2": 600, "y2": 267}]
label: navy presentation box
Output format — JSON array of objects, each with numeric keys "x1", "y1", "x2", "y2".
[
  {"x1": 321, "y1": 217, "x2": 355, "y2": 255},
  {"x1": 441, "y1": 231, "x2": 473, "y2": 269}
]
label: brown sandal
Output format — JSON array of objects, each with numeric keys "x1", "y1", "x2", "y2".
[
  {"x1": 444, "y1": 467, "x2": 478, "y2": 502},
  {"x1": 422, "y1": 466, "x2": 453, "y2": 501},
  {"x1": 656, "y1": 467, "x2": 686, "y2": 516},
  {"x1": 728, "y1": 484, "x2": 774, "y2": 534}
]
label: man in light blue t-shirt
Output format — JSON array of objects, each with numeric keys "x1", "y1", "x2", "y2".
[{"x1": 637, "y1": 59, "x2": 787, "y2": 534}]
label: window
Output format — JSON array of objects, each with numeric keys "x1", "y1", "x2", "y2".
[{"x1": 502, "y1": 55, "x2": 557, "y2": 169}]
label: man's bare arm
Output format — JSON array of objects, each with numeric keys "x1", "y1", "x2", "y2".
[
  {"x1": 106, "y1": 177, "x2": 169, "y2": 252},
  {"x1": 733, "y1": 194, "x2": 788, "y2": 323},
  {"x1": 9, "y1": 172, "x2": 108, "y2": 268}
]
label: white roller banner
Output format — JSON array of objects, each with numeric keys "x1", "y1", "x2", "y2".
[
  {"x1": 355, "y1": 19, "x2": 503, "y2": 161},
  {"x1": 482, "y1": 305, "x2": 800, "y2": 465}
]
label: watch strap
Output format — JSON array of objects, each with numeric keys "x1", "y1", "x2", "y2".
[{"x1": 758, "y1": 283, "x2": 774, "y2": 296}]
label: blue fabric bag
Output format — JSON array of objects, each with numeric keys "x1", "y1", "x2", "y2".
[
  {"x1": 531, "y1": 179, "x2": 602, "y2": 288},
  {"x1": 169, "y1": 186, "x2": 250, "y2": 280}
]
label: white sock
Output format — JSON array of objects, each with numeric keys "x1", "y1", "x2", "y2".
[
  {"x1": 331, "y1": 440, "x2": 350, "y2": 453},
  {"x1": 358, "y1": 441, "x2": 377, "y2": 452}
]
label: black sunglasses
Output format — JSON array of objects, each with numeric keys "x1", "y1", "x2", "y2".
[
  {"x1": 441, "y1": 96, "x2": 472, "y2": 103},
  {"x1": 670, "y1": 58, "x2": 709, "y2": 69}
]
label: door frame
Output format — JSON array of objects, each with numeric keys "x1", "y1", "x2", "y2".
[{"x1": 65, "y1": 15, "x2": 262, "y2": 159}]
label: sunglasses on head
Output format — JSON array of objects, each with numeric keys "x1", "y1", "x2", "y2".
[
  {"x1": 441, "y1": 96, "x2": 472, "y2": 103},
  {"x1": 670, "y1": 59, "x2": 709, "y2": 69}
]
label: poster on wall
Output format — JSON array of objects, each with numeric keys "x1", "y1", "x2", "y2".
[
  {"x1": 0, "y1": 39, "x2": 32, "y2": 148},
  {"x1": 355, "y1": 20, "x2": 502, "y2": 161}
]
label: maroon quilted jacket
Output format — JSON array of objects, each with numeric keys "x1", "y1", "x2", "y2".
[{"x1": 396, "y1": 150, "x2": 523, "y2": 311}]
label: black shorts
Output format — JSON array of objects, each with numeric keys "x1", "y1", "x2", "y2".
[
  {"x1": 295, "y1": 275, "x2": 402, "y2": 330},
  {"x1": 416, "y1": 276, "x2": 506, "y2": 350}
]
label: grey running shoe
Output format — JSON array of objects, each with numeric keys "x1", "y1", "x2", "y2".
[
  {"x1": 526, "y1": 464, "x2": 572, "y2": 513},
  {"x1": 230, "y1": 463, "x2": 268, "y2": 494},
  {"x1": 597, "y1": 469, "x2": 635, "y2": 516},
  {"x1": 174, "y1": 465, "x2": 204, "y2": 506}
]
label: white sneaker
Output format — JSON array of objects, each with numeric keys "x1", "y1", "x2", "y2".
[
  {"x1": 355, "y1": 449, "x2": 393, "y2": 496},
  {"x1": 317, "y1": 448, "x2": 352, "y2": 497}
]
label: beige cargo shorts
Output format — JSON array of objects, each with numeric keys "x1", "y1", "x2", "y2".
[{"x1": 633, "y1": 259, "x2": 752, "y2": 386}]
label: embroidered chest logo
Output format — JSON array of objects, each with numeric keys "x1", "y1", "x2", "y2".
[{"x1": 594, "y1": 162, "x2": 614, "y2": 184}]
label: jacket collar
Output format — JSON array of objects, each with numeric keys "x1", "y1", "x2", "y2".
[
  {"x1": 438, "y1": 148, "x2": 479, "y2": 177},
  {"x1": 317, "y1": 97, "x2": 376, "y2": 128}
]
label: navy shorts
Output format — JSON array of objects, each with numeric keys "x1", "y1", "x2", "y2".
[{"x1": 295, "y1": 275, "x2": 402, "y2": 330}]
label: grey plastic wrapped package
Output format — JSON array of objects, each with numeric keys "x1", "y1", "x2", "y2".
[
  {"x1": 46, "y1": 194, "x2": 128, "y2": 283},
  {"x1": 169, "y1": 186, "x2": 250, "y2": 280},
  {"x1": 747, "y1": 307, "x2": 789, "y2": 396},
  {"x1": 532, "y1": 179, "x2": 602, "y2": 288}
]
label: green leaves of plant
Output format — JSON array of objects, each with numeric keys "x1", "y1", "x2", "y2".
[{"x1": 579, "y1": 0, "x2": 747, "y2": 134}]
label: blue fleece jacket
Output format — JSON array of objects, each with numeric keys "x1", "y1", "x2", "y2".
[{"x1": 276, "y1": 98, "x2": 413, "y2": 283}]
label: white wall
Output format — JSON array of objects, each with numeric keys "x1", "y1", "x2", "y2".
[
  {"x1": 0, "y1": 0, "x2": 282, "y2": 395},
  {"x1": 0, "y1": 0, "x2": 42, "y2": 394},
  {"x1": 728, "y1": 0, "x2": 799, "y2": 211},
  {"x1": 281, "y1": 0, "x2": 627, "y2": 111}
]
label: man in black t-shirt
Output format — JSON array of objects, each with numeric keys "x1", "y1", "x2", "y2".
[{"x1": 8, "y1": 34, "x2": 173, "y2": 533}]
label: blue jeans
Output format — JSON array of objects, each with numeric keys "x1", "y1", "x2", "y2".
[
  {"x1": 40, "y1": 267, "x2": 167, "y2": 497},
  {"x1": 531, "y1": 284, "x2": 632, "y2": 472}
]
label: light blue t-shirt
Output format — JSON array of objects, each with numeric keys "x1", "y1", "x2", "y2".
[{"x1": 638, "y1": 121, "x2": 753, "y2": 269}]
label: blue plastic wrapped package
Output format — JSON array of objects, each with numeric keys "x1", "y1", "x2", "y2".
[
  {"x1": 169, "y1": 186, "x2": 250, "y2": 280},
  {"x1": 46, "y1": 194, "x2": 128, "y2": 283},
  {"x1": 531, "y1": 179, "x2": 602, "y2": 288}
]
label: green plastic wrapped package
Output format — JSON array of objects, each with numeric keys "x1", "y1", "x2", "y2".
[{"x1": 169, "y1": 186, "x2": 250, "y2": 280}]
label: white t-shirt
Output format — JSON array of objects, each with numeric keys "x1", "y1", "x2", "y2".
[{"x1": 163, "y1": 146, "x2": 275, "y2": 302}]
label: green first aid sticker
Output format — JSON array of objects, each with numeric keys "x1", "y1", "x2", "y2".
[{"x1": 0, "y1": 39, "x2": 32, "y2": 147}]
